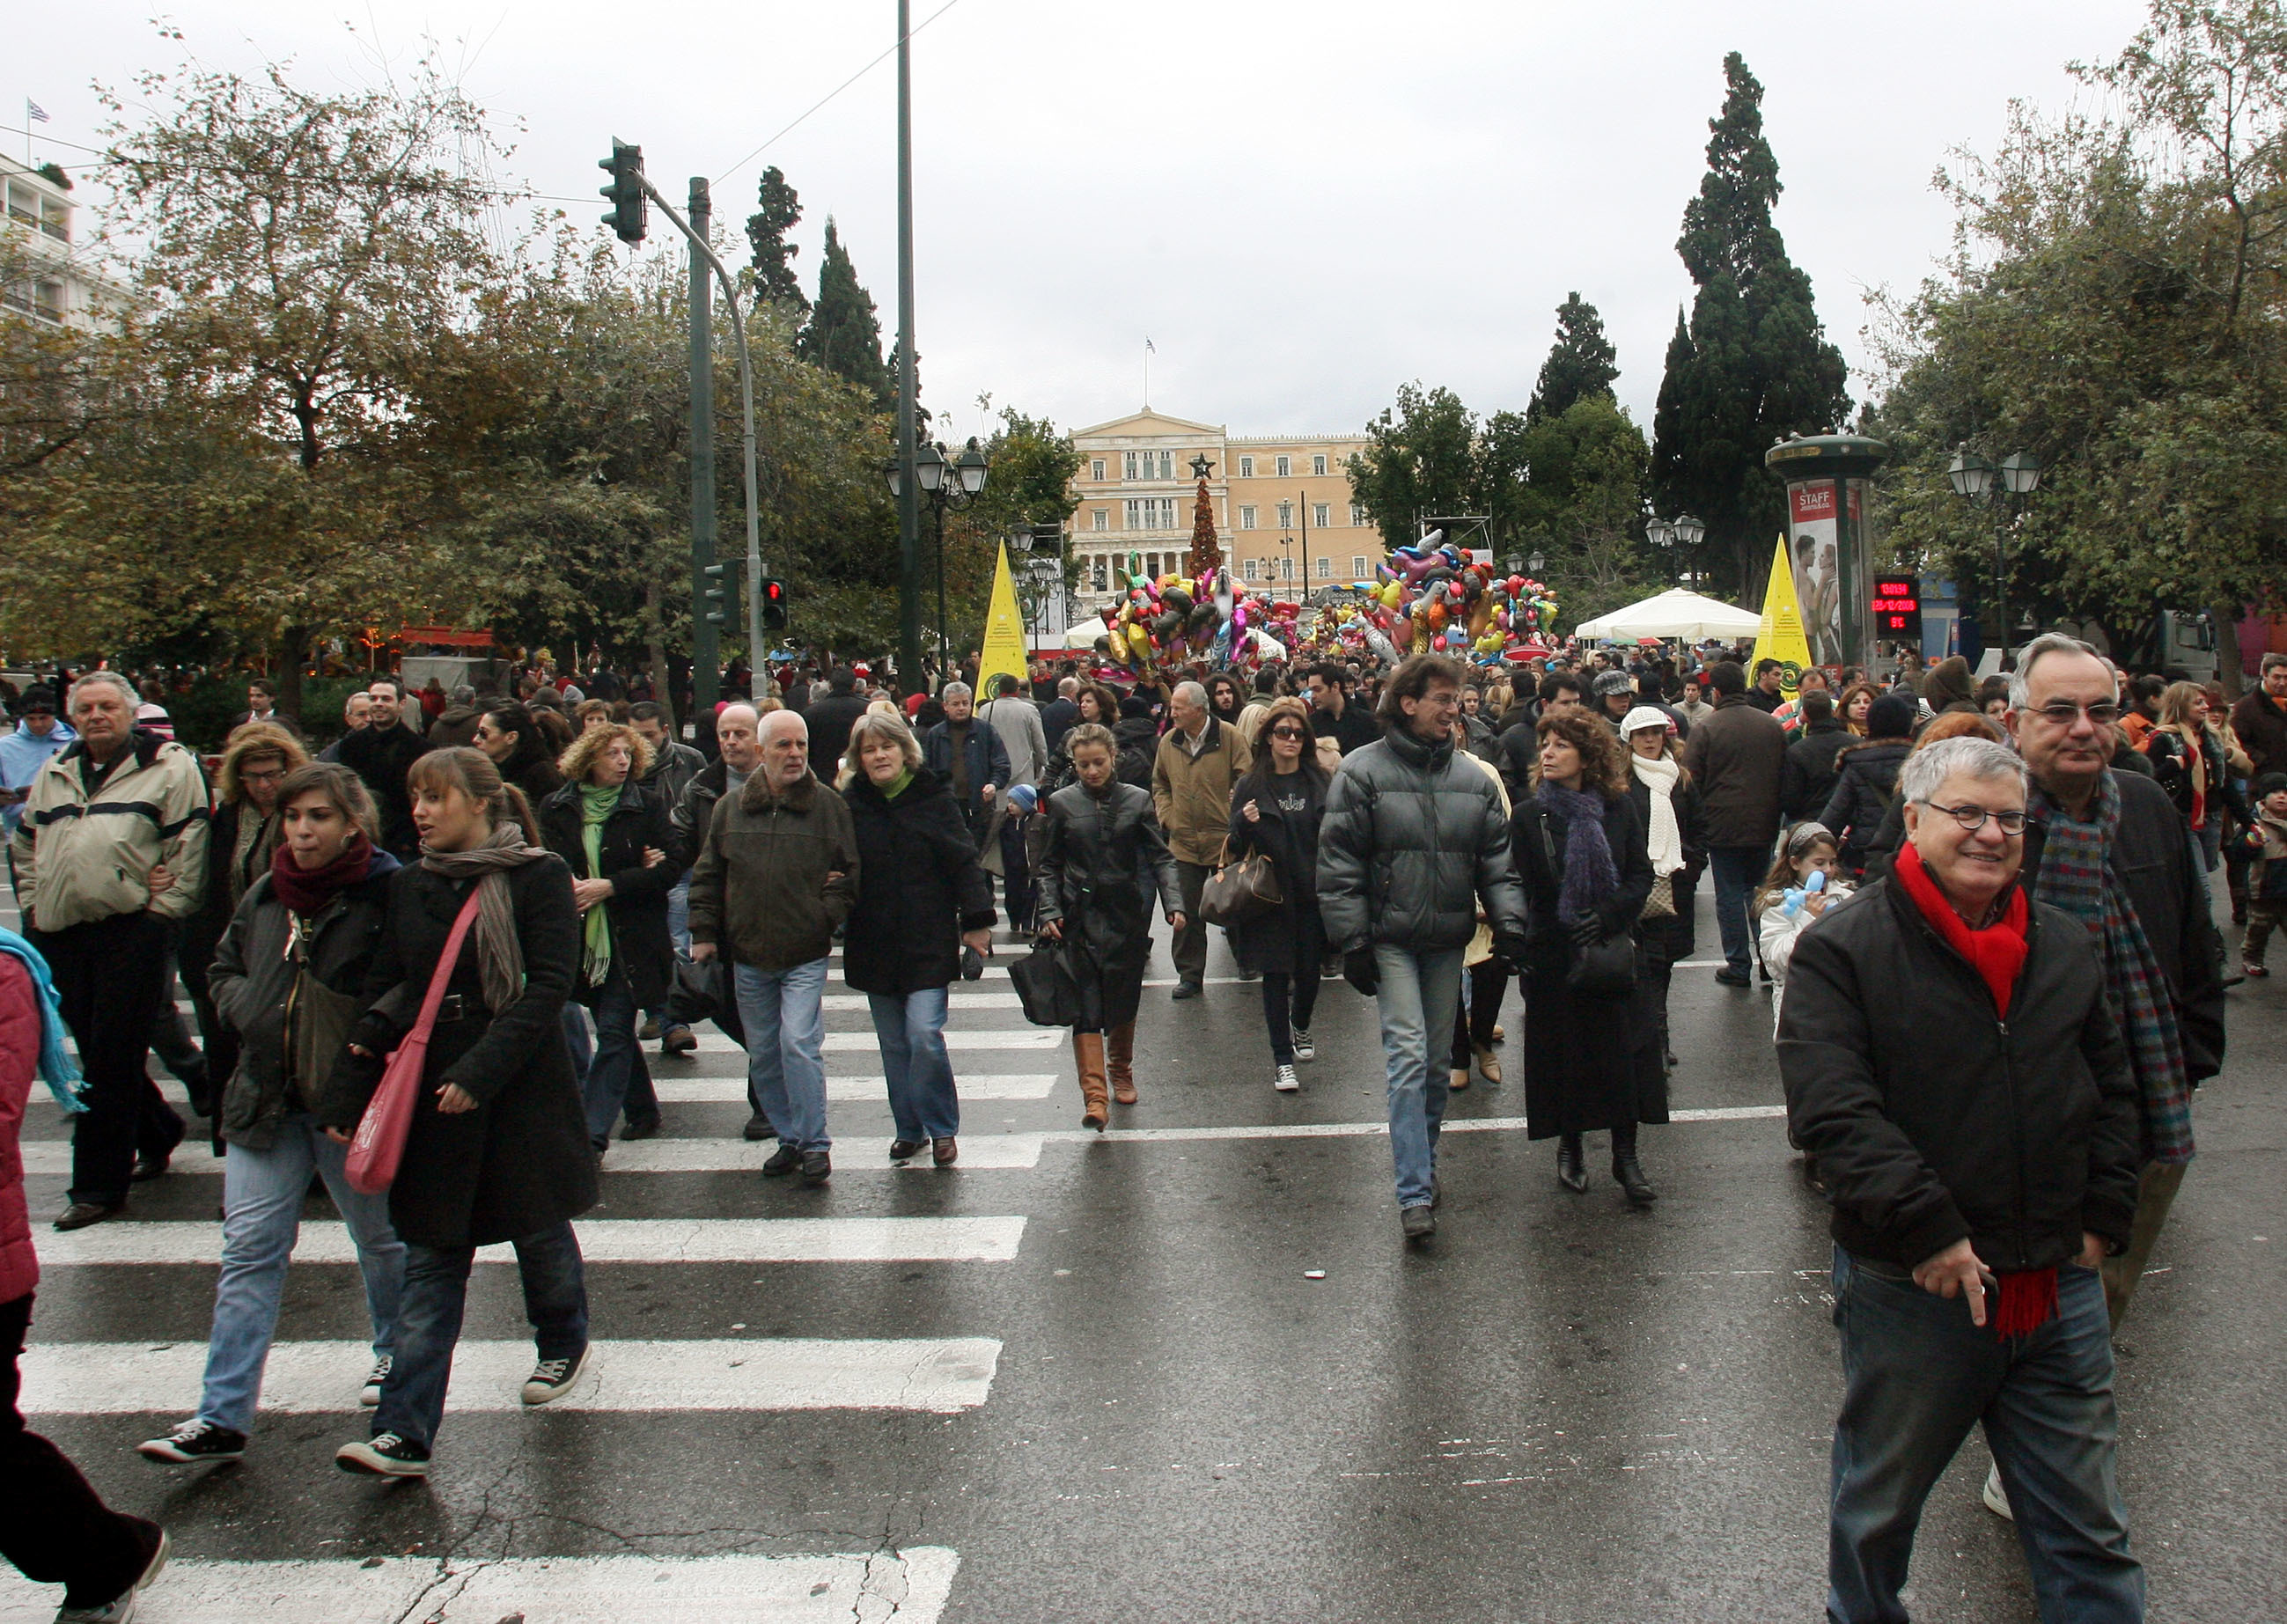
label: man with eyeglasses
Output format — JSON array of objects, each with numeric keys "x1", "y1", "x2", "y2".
[{"x1": 1783, "y1": 733, "x2": 2145, "y2": 1624}]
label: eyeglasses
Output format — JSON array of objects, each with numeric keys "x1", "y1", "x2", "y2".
[
  {"x1": 1918, "y1": 801, "x2": 2030, "y2": 836},
  {"x1": 2030, "y1": 701, "x2": 2121, "y2": 728}
]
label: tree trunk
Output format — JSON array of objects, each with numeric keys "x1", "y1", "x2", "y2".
[
  {"x1": 643, "y1": 576, "x2": 677, "y2": 740},
  {"x1": 2213, "y1": 603, "x2": 2247, "y2": 700},
  {"x1": 275, "y1": 627, "x2": 312, "y2": 724}
]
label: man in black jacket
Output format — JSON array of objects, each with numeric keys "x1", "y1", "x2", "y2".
[
  {"x1": 1305, "y1": 662, "x2": 1379, "y2": 756},
  {"x1": 1778, "y1": 690, "x2": 1849, "y2": 823},
  {"x1": 335, "y1": 678, "x2": 433, "y2": 862},
  {"x1": 800, "y1": 668, "x2": 871, "y2": 775},
  {"x1": 1781, "y1": 734, "x2": 2144, "y2": 1624}
]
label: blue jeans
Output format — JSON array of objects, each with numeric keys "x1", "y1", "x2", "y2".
[
  {"x1": 1372, "y1": 945, "x2": 1465, "y2": 1209},
  {"x1": 734, "y1": 959, "x2": 830, "y2": 1150},
  {"x1": 870, "y1": 988, "x2": 958, "y2": 1142},
  {"x1": 371, "y1": 1221, "x2": 588, "y2": 1453},
  {"x1": 580, "y1": 970, "x2": 658, "y2": 1149},
  {"x1": 1827, "y1": 1249, "x2": 2142, "y2": 1624},
  {"x1": 198, "y1": 1112, "x2": 403, "y2": 1433},
  {"x1": 666, "y1": 871, "x2": 692, "y2": 955},
  {"x1": 1710, "y1": 844, "x2": 1767, "y2": 975},
  {"x1": 560, "y1": 1000, "x2": 592, "y2": 1075}
]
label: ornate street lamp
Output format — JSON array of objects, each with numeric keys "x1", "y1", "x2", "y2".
[
  {"x1": 1949, "y1": 445, "x2": 2040, "y2": 658},
  {"x1": 886, "y1": 438, "x2": 989, "y2": 687},
  {"x1": 1528, "y1": 549, "x2": 1546, "y2": 576}
]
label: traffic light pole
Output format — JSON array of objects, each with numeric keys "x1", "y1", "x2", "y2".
[
  {"x1": 686, "y1": 177, "x2": 718, "y2": 720},
  {"x1": 894, "y1": 0, "x2": 924, "y2": 691}
]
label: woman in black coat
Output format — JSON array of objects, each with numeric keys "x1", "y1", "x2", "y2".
[
  {"x1": 840, "y1": 711, "x2": 996, "y2": 1165},
  {"x1": 537, "y1": 724, "x2": 676, "y2": 1154},
  {"x1": 319, "y1": 746, "x2": 596, "y2": 1479},
  {"x1": 1225, "y1": 698, "x2": 1333, "y2": 1092},
  {"x1": 1819, "y1": 694, "x2": 1916, "y2": 877},
  {"x1": 1035, "y1": 723, "x2": 1184, "y2": 1130},
  {"x1": 1512, "y1": 711, "x2": 1657, "y2": 1203}
]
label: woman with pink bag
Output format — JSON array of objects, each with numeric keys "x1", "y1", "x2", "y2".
[{"x1": 317, "y1": 747, "x2": 595, "y2": 1479}]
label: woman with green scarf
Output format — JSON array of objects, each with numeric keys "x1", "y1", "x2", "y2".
[{"x1": 537, "y1": 724, "x2": 677, "y2": 1156}]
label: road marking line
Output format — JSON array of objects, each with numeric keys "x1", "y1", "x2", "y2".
[
  {"x1": 1038, "y1": 1104, "x2": 1787, "y2": 1144},
  {"x1": 21, "y1": 1338, "x2": 1001, "y2": 1415},
  {"x1": 17, "y1": 1135, "x2": 1048, "y2": 1177},
  {"x1": 820, "y1": 992, "x2": 1022, "y2": 1011},
  {"x1": 0, "y1": 1549, "x2": 961, "y2": 1622},
  {"x1": 122, "y1": 1074, "x2": 1063, "y2": 1113},
  {"x1": 688, "y1": 1030, "x2": 1059, "y2": 1054},
  {"x1": 38, "y1": 1216, "x2": 1028, "y2": 1267}
]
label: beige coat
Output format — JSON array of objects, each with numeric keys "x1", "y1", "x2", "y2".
[{"x1": 1151, "y1": 716, "x2": 1254, "y2": 866}]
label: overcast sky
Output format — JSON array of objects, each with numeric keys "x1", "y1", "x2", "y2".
[{"x1": 14, "y1": 1, "x2": 2153, "y2": 447}]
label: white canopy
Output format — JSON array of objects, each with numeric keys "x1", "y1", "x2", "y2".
[{"x1": 1573, "y1": 587, "x2": 1761, "y2": 643}]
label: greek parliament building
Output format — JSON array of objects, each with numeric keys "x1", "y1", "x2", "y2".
[{"x1": 1065, "y1": 410, "x2": 1390, "y2": 615}]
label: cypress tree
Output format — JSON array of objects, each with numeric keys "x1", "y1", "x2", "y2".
[
  {"x1": 746, "y1": 165, "x2": 807, "y2": 313},
  {"x1": 1525, "y1": 292, "x2": 1620, "y2": 424},
  {"x1": 797, "y1": 219, "x2": 893, "y2": 409},
  {"x1": 1650, "y1": 52, "x2": 1849, "y2": 596}
]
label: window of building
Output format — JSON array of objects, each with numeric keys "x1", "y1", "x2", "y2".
[
  {"x1": 1092, "y1": 557, "x2": 1109, "y2": 592},
  {"x1": 1312, "y1": 453, "x2": 1327, "y2": 476},
  {"x1": 1315, "y1": 557, "x2": 1332, "y2": 578},
  {"x1": 1277, "y1": 500, "x2": 1294, "y2": 530},
  {"x1": 1282, "y1": 557, "x2": 1296, "y2": 581},
  {"x1": 1313, "y1": 503, "x2": 1331, "y2": 530},
  {"x1": 1242, "y1": 559, "x2": 1261, "y2": 582},
  {"x1": 1158, "y1": 451, "x2": 1173, "y2": 480},
  {"x1": 1091, "y1": 509, "x2": 1107, "y2": 532},
  {"x1": 1239, "y1": 506, "x2": 1256, "y2": 530},
  {"x1": 1352, "y1": 555, "x2": 1370, "y2": 578},
  {"x1": 1275, "y1": 455, "x2": 1291, "y2": 478},
  {"x1": 4, "y1": 182, "x2": 64, "y2": 240},
  {"x1": 1239, "y1": 455, "x2": 1254, "y2": 478},
  {"x1": 1122, "y1": 451, "x2": 1139, "y2": 481},
  {"x1": 1349, "y1": 503, "x2": 1367, "y2": 529},
  {"x1": 1091, "y1": 459, "x2": 1106, "y2": 481}
]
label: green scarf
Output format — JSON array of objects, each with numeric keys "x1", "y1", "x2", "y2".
[{"x1": 578, "y1": 782, "x2": 618, "y2": 986}]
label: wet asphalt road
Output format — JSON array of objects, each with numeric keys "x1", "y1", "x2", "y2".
[{"x1": 4, "y1": 879, "x2": 2282, "y2": 1622}]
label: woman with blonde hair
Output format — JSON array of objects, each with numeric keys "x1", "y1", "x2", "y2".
[
  {"x1": 2144, "y1": 680, "x2": 2246, "y2": 871},
  {"x1": 838, "y1": 709, "x2": 996, "y2": 1163},
  {"x1": 537, "y1": 724, "x2": 675, "y2": 1154}
]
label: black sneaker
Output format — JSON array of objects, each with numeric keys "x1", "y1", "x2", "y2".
[
  {"x1": 1714, "y1": 967, "x2": 1751, "y2": 988},
  {"x1": 1170, "y1": 980, "x2": 1202, "y2": 1001},
  {"x1": 761, "y1": 1143, "x2": 801, "y2": 1177},
  {"x1": 136, "y1": 1418, "x2": 246, "y2": 1465},
  {"x1": 742, "y1": 1113, "x2": 776, "y2": 1143},
  {"x1": 521, "y1": 1344, "x2": 592, "y2": 1406},
  {"x1": 1400, "y1": 1205, "x2": 1436, "y2": 1243},
  {"x1": 619, "y1": 1115, "x2": 661, "y2": 1141},
  {"x1": 800, "y1": 1150, "x2": 832, "y2": 1185},
  {"x1": 335, "y1": 1431, "x2": 430, "y2": 1478}
]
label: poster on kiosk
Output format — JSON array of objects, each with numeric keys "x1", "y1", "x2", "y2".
[{"x1": 1764, "y1": 434, "x2": 1891, "y2": 672}]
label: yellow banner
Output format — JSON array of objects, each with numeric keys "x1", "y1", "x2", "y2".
[
  {"x1": 1751, "y1": 533, "x2": 1815, "y2": 696},
  {"x1": 975, "y1": 540, "x2": 1030, "y2": 697}
]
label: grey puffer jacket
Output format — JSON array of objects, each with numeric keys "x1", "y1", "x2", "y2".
[{"x1": 1316, "y1": 723, "x2": 1526, "y2": 953}]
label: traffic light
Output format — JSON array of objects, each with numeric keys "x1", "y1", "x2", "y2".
[
  {"x1": 598, "y1": 139, "x2": 647, "y2": 245},
  {"x1": 702, "y1": 562, "x2": 734, "y2": 626},
  {"x1": 761, "y1": 577, "x2": 789, "y2": 630}
]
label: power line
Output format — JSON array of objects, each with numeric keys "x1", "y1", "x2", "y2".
[{"x1": 710, "y1": 0, "x2": 966, "y2": 188}]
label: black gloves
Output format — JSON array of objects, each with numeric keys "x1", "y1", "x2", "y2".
[
  {"x1": 1343, "y1": 947, "x2": 1380, "y2": 996},
  {"x1": 1568, "y1": 915, "x2": 1607, "y2": 949},
  {"x1": 1492, "y1": 929, "x2": 1533, "y2": 968}
]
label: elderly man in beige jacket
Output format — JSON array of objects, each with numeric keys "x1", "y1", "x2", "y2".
[{"x1": 1152, "y1": 680, "x2": 1253, "y2": 998}]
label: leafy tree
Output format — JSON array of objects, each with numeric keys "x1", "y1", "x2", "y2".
[
  {"x1": 1652, "y1": 52, "x2": 1851, "y2": 597},
  {"x1": 1870, "y1": 0, "x2": 2287, "y2": 684},
  {"x1": 798, "y1": 219, "x2": 892, "y2": 410},
  {"x1": 1345, "y1": 382, "x2": 1479, "y2": 549},
  {"x1": 746, "y1": 165, "x2": 807, "y2": 313},
  {"x1": 1526, "y1": 293, "x2": 1620, "y2": 424}
]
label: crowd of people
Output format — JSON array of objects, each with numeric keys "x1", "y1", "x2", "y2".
[{"x1": 0, "y1": 626, "x2": 2261, "y2": 1622}]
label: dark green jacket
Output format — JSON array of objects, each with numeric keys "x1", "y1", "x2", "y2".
[{"x1": 687, "y1": 769, "x2": 858, "y2": 970}]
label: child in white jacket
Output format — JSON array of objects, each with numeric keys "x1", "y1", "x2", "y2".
[{"x1": 1754, "y1": 822, "x2": 1854, "y2": 1037}]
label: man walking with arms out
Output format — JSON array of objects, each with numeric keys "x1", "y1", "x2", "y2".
[
  {"x1": 688, "y1": 710, "x2": 858, "y2": 1186},
  {"x1": 1319, "y1": 655, "x2": 1526, "y2": 1245}
]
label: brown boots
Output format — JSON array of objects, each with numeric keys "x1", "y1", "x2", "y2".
[
  {"x1": 1107, "y1": 1023, "x2": 1136, "y2": 1105},
  {"x1": 1074, "y1": 1032, "x2": 1110, "y2": 1130}
]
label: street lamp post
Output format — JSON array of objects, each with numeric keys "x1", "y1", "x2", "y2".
[
  {"x1": 1948, "y1": 446, "x2": 2041, "y2": 661},
  {"x1": 886, "y1": 435, "x2": 989, "y2": 691},
  {"x1": 1644, "y1": 511, "x2": 1704, "y2": 586}
]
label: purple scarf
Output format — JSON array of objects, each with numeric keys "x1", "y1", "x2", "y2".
[{"x1": 1540, "y1": 783, "x2": 1618, "y2": 924}]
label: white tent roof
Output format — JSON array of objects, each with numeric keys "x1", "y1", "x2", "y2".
[{"x1": 1573, "y1": 587, "x2": 1761, "y2": 642}]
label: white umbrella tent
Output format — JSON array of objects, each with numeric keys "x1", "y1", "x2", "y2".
[{"x1": 1572, "y1": 588, "x2": 1761, "y2": 643}]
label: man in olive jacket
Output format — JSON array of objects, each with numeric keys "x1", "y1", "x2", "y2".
[
  {"x1": 688, "y1": 709, "x2": 857, "y2": 1184},
  {"x1": 1681, "y1": 661, "x2": 1788, "y2": 987},
  {"x1": 1151, "y1": 680, "x2": 1252, "y2": 998}
]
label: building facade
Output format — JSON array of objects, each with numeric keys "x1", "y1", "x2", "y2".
[
  {"x1": 1, "y1": 157, "x2": 121, "y2": 330},
  {"x1": 1066, "y1": 409, "x2": 1388, "y2": 614}
]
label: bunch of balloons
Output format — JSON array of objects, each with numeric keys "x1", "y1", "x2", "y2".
[
  {"x1": 1086, "y1": 556, "x2": 1298, "y2": 676},
  {"x1": 1331, "y1": 529, "x2": 1561, "y2": 666}
]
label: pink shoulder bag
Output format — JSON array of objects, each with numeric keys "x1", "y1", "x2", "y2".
[{"x1": 345, "y1": 890, "x2": 484, "y2": 1195}]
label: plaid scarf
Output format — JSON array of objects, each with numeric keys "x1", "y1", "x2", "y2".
[{"x1": 2031, "y1": 770, "x2": 2195, "y2": 1165}]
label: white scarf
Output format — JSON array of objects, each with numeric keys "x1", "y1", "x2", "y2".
[{"x1": 1631, "y1": 753, "x2": 1684, "y2": 877}]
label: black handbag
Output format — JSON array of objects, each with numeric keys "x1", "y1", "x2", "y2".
[
  {"x1": 1539, "y1": 815, "x2": 1637, "y2": 998},
  {"x1": 1009, "y1": 937, "x2": 1082, "y2": 1027}
]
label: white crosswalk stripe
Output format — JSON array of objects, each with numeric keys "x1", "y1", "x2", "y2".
[
  {"x1": 16, "y1": 1134, "x2": 1049, "y2": 1177},
  {"x1": 0, "y1": 1549, "x2": 962, "y2": 1622},
  {"x1": 116, "y1": 1072, "x2": 1064, "y2": 1113},
  {"x1": 39, "y1": 1216, "x2": 1029, "y2": 1266}
]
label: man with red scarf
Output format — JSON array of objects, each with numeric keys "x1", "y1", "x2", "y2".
[{"x1": 1780, "y1": 735, "x2": 2145, "y2": 1624}]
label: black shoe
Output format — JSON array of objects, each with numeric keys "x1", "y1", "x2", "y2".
[
  {"x1": 619, "y1": 1115, "x2": 660, "y2": 1142},
  {"x1": 761, "y1": 1143, "x2": 801, "y2": 1177},
  {"x1": 136, "y1": 1417, "x2": 246, "y2": 1465},
  {"x1": 1237, "y1": 967, "x2": 1261, "y2": 981},
  {"x1": 131, "y1": 1148, "x2": 173, "y2": 1183},
  {"x1": 1614, "y1": 1150, "x2": 1658, "y2": 1207},
  {"x1": 1400, "y1": 1205, "x2": 1436, "y2": 1243},
  {"x1": 742, "y1": 1113, "x2": 776, "y2": 1143},
  {"x1": 1556, "y1": 1135, "x2": 1588, "y2": 1194},
  {"x1": 55, "y1": 1201, "x2": 121, "y2": 1231},
  {"x1": 800, "y1": 1150, "x2": 832, "y2": 1185},
  {"x1": 888, "y1": 1139, "x2": 925, "y2": 1162},
  {"x1": 1713, "y1": 967, "x2": 1751, "y2": 988},
  {"x1": 1170, "y1": 980, "x2": 1202, "y2": 1001},
  {"x1": 335, "y1": 1431, "x2": 430, "y2": 1478}
]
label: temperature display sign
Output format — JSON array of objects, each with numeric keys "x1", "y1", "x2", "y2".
[{"x1": 1871, "y1": 576, "x2": 1922, "y2": 642}]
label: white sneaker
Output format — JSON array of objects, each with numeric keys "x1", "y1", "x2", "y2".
[
  {"x1": 1274, "y1": 1063, "x2": 1300, "y2": 1092},
  {"x1": 1291, "y1": 1028, "x2": 1315, "y2": 1062},
  {"x1": 360, "y1": 1355, "x2": 391, "y2": 1407},
  {"x1": 1982, "y1": 1463, "x2": 2013, "y2": 1520}
]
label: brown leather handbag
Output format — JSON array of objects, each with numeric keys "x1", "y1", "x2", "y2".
[{"x1": 1200, "y1": 836, "x2": 1283, "y2": 928}]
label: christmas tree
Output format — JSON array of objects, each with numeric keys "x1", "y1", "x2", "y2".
[{"x1": 1186, "y1": 476, "x2": 1222, "y2": 578}]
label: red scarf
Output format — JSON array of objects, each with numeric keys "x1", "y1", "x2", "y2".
[
  {"x1": 1893, "y1": 840, "x2": 2053, "y2": 1338},
  {"x1": 268, "y1": 834, "x2": 377, "y2": 916}
]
